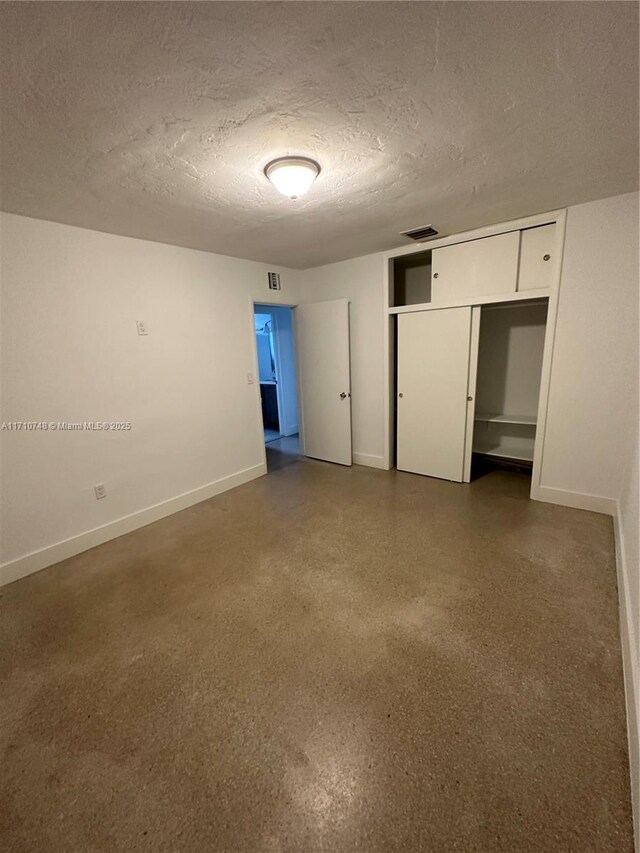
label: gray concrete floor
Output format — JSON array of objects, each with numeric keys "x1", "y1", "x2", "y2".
[{"x1": 0, "y1": 459, "x2": 633, "y2": 852}]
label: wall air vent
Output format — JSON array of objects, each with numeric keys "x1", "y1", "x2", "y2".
[
  {"x1": 400, "y1": 224, "x2": 439, "y2": 242},
  {"x1": 267, "y1": 271, "x2": 281, "y2": 291}
]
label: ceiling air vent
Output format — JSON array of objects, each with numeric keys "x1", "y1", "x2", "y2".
[
  {"x1": 400, "y1": 224, "x2": 439, "y2": 242},
  {"x1": 267, "y1": 271, "x2": 281, "y2": 291}
]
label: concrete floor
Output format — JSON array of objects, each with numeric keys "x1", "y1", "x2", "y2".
[{"x1": 0, "y1": 459, "x2": 633, "y2": 852}]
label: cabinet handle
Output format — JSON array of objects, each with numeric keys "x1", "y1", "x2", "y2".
[
  {"x1": 399, "y1": 393, "x2": 404, "y2": 398},
  {"x1": 467, "y1": 396, "x2": 473, "y2": 402},
  {"x1": 543, "y1": 254, "x2": 551, "y2": 261},
  {"x1": 433, "y1": 272, "x2": 439, "y2": 278}
]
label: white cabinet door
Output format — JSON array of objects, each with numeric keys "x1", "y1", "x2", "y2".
[
  {"x1": 294, "y1": 299, "x2": 352, "y2": 466},
  {"x1": 518, "y1": 223, "x2": 556, "y2": 291},
  {"x1": 431, "y1": 231, "x2": 520, "y2": 303},
  {"x1": 397, "y1": 308, "x2": 472, "y2": 482}
]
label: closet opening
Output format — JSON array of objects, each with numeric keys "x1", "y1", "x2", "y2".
[
  {"x1": 390, "y1": 250, "x2": 432, "y2": 307},
  {"x1": 470, "y1": 299, "x2": 548, "y2": 480}
]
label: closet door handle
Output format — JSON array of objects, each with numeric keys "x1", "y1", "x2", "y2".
[{"x1": 467, "y1": 396, "x2": 473, "y2": 402}]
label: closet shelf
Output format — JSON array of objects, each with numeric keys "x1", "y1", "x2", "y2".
[
  {"x1": 473, "y1": 442, "x2": 534, "y2": 462},
  {"x1": 474, "y1": 413, "x2": 537, "y2": 426}
]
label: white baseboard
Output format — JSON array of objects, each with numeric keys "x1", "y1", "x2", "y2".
[
  {"x1": 352, "y1": 452, "x2": 387, "y2": 470},
  {"x1": 0, "y1": 462, "x2": 267, "y2": 588},
  {"x1": 613, "y1": 502, "x2": 640, "y2": 853},
  {"x1": 532, "y1": 485, "x2": 617, "y2": 515}
]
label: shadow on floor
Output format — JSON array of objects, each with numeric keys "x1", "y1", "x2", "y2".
[{"x1": 265, "y1": 433, "x2": 300, "y2": 472}]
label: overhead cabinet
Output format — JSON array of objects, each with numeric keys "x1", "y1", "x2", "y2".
[
  {"x1": 390, "y1": 220, "x2": 558, "y2": 309},
  {"x1": 431, "y1": 231, "x2": 520, "y2": 303},
  {"x1": 517, "y1": 223, "x2": 556, "y2": 292}
]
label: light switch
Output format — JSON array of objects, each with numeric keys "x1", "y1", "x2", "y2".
[
  {"x1": 247, "y1": 372, "x2": 255, "y2": 385},
  {"x1": 136, "y1": 320, "x2": 149, "y2": 336}
]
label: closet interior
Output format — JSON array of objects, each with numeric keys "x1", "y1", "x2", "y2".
[
  {"x1": 390, "y1": 250, "x2": 432, "y2": 307},
  {"x1": 472, "y1": 300, "x2": 548, "y2": 472}
]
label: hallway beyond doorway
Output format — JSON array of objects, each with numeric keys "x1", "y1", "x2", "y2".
[{"x1": 265, "y1": 433, "x2": 300, "y2": 471}]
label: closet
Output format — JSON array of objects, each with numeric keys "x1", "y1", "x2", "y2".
[
  {"x1": 396, "y1": 299, "x2": 548, "y2": 482},
  {"x1": 391, "y1": 212, "x2": 560, "y2": 488}
]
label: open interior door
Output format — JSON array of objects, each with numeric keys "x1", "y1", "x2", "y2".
[{"x1": 294, "y1": 299, "x2": 352, "y2": 466}]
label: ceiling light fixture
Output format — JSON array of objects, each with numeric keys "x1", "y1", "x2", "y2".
[{"x1": 264, "y1": 157, "x2": 321, "y2": 199}]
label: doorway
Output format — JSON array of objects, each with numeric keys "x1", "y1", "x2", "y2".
[
  {"x1": 252, "y1": 298, "x2": 353, "y2": 471},
  {"x1": 254, "y1": 304, "x2": 301, "y2": 465}
]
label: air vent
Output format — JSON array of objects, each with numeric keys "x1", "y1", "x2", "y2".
[
  {"x1": 400, "y1": 224, "x2": 439, "y2": 242},
  {"x1": 267, "y1": 271, "x2": 281, "y2": 291}
]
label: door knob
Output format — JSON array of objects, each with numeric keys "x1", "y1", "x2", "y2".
[
  {"x1": 399, "y1": 393, "x2": 404, "y2": 398},
  {"x1": 340, "y1": 392, "x2": 347, "y2": 399}
]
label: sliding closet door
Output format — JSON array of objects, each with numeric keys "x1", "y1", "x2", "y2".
[{"x1": 397, "y1": 307, "x2": 472, "y2": 481}]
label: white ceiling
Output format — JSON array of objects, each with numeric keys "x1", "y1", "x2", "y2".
[{"x1": 1, "y1": 1, "x2": 637, "y2": 269}]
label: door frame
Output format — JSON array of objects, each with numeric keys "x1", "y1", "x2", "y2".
[{"x1": 249, "y1": 298, "x2": 299, "y2": 469}]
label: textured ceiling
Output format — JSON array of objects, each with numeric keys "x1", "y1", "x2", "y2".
[{"x1": 0, "y1": 1, "x2": 638, "y2": 268}]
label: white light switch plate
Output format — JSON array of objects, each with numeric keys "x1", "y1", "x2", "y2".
[
  {"x1": 247, "y1": 373, "x2": 255, "y2": 385},
  {"x1": 136, "y1": 320, "x2": 149, "y2": 336}
]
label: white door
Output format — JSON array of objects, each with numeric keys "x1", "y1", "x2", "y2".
[
  {"x1": 294, "y1": 299, "x2": 352, "y2": 466},
  {"x1": 397, "y1": 307, "x2": 472, "y2": 481}
]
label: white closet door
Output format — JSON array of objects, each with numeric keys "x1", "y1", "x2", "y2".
[
  {"x1": 294, "y1": 299, "x2": 352, "y2": 466},
  {"x1": 431, "y1": 231, "x2": 520, "y2": 303},
  {"x1": 397, "y1": 308, "x2": 472, "y2": 482}
]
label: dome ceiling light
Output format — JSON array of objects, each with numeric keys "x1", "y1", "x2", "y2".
[{"x1": 264, "y1": 157, "x2": 321, "y2": 199}]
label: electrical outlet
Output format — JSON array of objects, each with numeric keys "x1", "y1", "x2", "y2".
[
  {"x1": 94, "y1": 483, "x2": 107, "y2": 500},
  {"x1": 136, "y1": 320, "x2": 149, "y2": 336}
]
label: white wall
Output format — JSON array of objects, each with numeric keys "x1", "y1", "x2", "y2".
[
  {"x1": 476, "y1": 302, "x2": 548, "y2": 417},
  {"x1": 302, "y1": 253, "x2": 387, "y2": 468},
  {"x1": 540, "y1": 192, "x2": 639, "y2": 504},
  {"x1": 0, "y1": 213, "x2": 304, "y2": 582}
]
